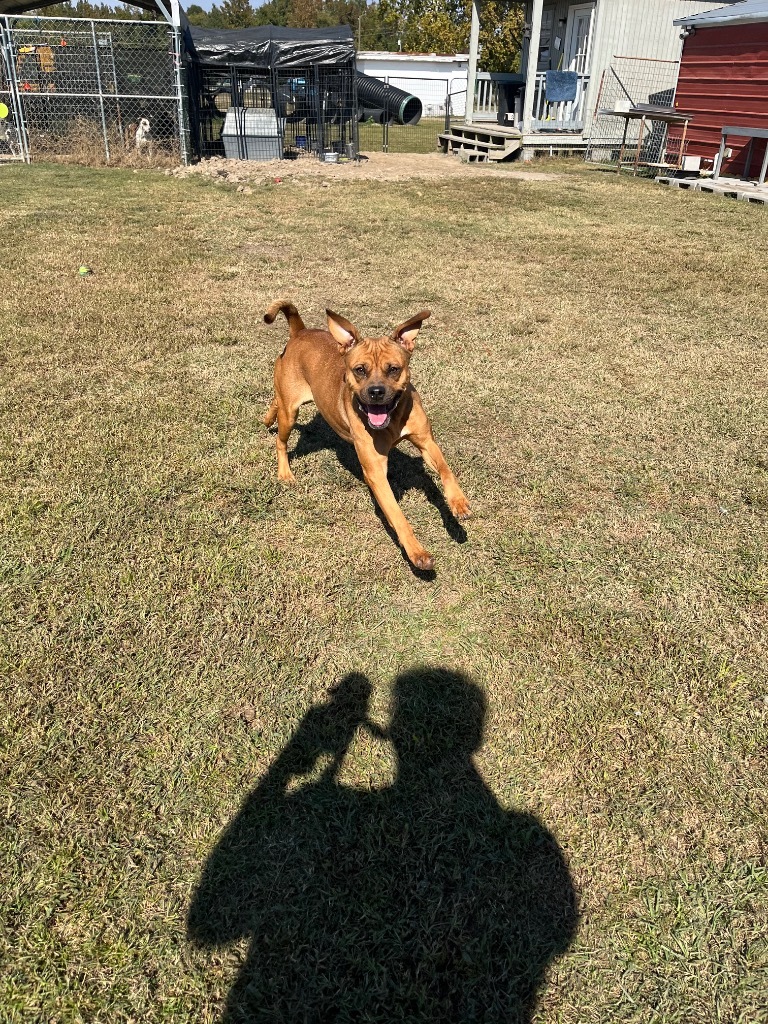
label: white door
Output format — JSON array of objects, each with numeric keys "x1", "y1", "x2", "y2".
[{"x1": 564, "y1": 3, "x2": 595, "y2": 73}]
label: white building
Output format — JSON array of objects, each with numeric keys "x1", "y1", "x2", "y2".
[{"x1": 356, "y1": 51, "x2": 470, "y2": 117}]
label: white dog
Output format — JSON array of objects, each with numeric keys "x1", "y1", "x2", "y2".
[
  {"x1": 135, "y1": 117, "x2": 152, "y2": 154},
  {"x1": 1, "y1": 122, "x2": 19, "y2": 157}
]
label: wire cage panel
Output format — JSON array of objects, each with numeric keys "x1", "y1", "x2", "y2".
[
  {"x1": 1, "y1": 20, "x2": 27, "y2": 160},
  {"x1": 0, "y1": 15, "x2": 187, "y2": 166},
  {"x1": 277, "y1": 65, "x2": 357, "y2": 157},
  {"x1": 357, "y1": 77, "x2": 448, "y2": 156},
  {"x1": 190, "y1": 62, "x2": 357, "y2": 162},
  {"x1": 586, "y1": 57, "x2": 681, "y2": 171}
]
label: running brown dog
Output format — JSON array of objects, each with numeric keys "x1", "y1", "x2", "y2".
[{"x1": 263, "y1": 300, "x2": 471, "y2": 571}]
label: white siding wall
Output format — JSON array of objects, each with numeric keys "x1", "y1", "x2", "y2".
[
  {"x1": 356, "y1": 54, "x2": 469, "y2": 116},
  {"x1": 583, "y1": 0, "x2": 740, "y2": 127},
  {"x1": 523, "y1": 0, "x2": 739, "y2": 132}
]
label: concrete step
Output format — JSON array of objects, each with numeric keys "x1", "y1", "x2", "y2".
[
  {"x1": 443, "y1": 124, "x2": 522, "y2": 145},
  {"x1": 438, "y1": 131, "x2": 522, "y2": 163},
  {"x1": 438, "y1": 131, "x2": 506, "y2": 151}
]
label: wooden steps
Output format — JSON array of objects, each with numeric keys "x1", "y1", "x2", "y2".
[{"x1": 438, "y1": 123, "x2": 522, "y2": 163}]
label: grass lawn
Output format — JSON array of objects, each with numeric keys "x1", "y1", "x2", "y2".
[
  {"x1": 1, "y1": 160, "x2": 766, "y2": 1023},
  {"x1": 358, "y1": 116, "x2": 445, "y2": 154}
]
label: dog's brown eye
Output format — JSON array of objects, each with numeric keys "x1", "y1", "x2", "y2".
[
  {"x1": 354, "y1": 365, "x2": 367, "y2": 377},
  {"x1": 387, "y1": 366, "x2": 401, "y2": 378}
]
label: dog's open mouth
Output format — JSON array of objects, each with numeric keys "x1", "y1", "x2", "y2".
[{"x1": 357, "y1": 395, "x2": 400, "y2": 430}]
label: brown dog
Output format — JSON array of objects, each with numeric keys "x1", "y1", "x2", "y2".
[{"x1": 263, "y1": 300, "x2": 470, "y2": 571}]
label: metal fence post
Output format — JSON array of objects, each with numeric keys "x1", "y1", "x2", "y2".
[
  {"x1": 1, "y1": 16, "x2": 30, "y2": 163},
  {"x1": 385, "y1": 79, "x2": 391, "y2": 153},
  {"x1": 173, "y1": 26, "x2": 189, "y2": 165},
  {"x1": 89, "y1": 19, "x2": 111, "y2": 162},
  {"x1": 314, "y1": 63, "x2": 324, "y2": 156},
  {"x1": 351, "y1": 65, "x2": 359, "y2": 158}
]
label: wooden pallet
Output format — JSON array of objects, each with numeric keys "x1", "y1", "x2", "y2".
[{"x1": 438, "y1": 123, "x2": 522, "y2": 163}]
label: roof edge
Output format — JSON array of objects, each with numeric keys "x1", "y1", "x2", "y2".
[{"x1": 675, "y1": 1, "x2": 768, "y2": 27}]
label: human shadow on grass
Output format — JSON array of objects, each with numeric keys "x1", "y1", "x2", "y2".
[
  {"x1": 290, "y1": 412, "x2": 469, "y2": 547},
  {"x1": 188, "y1": 668, "x2": 578, "y2": 1024}
]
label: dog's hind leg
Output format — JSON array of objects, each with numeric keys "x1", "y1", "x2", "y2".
[
  {"x1": 263, "y1": 397, "x2": 278, "y2": 428},
  {"x1": 275, "y1": 399, "x2": 300, "y2": 483}
]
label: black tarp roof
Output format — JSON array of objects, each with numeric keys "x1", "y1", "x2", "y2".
[{"x1": 187, "y1": 25, "x2": 355, "y2": 68}]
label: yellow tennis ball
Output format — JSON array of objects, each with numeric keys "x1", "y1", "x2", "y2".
[{"x1": 78, "y1": 266, "x2": 92, "y2": 276}]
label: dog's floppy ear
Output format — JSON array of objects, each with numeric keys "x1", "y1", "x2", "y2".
[
  {"x1": 327, "y1": 309, "x2": 361, "y2": 352},
  {"x1": 390, "y1": 309, "x2": 430, "y2": 353}
]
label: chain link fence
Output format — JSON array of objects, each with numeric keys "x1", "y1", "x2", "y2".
[
  {"x1": 586, "y1": 57, "x2": 680, "y2": 171},
  {"x1": 0, "y1": 14, "x2": 188, "y2": 166},
  {"x1": 357, "y1": 76, "x2": 450, "y2": 155}
]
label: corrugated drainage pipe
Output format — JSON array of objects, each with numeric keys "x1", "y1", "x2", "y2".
[
  {"x1": 356, "y1": 71, "x2": 422, "y2": 126},
  {"x1": 359, "y1": 107, "x2": 392, "y2": 125}
]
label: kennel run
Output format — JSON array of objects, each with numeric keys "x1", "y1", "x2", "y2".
[
  {"x1": 0, "y1": 0, "x2": 189, "y2": 165},
  {"x1": 186, "y1": 25, "x2": 425, "y2": 162},
  {"x1": 187, "y1": 25, "x2": 358, "y2": 162},
  {"x1": 1, "y1": 0, "x2": 425, "y2": 166}
]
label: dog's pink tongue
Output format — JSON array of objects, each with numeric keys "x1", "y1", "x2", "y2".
[{"x1": 368, "y1": 409, "x2": 388, "y2": 428}]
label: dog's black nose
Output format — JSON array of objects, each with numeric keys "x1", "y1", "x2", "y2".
[{"x1": 367, "y1": 385, "x2": 386, "y2": 402}]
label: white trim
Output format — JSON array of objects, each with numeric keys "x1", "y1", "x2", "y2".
[
  {"x1": 677, "y1": 14, "x2": 768, "y2": 26},
  {"x1": 357, "y1": 51, "x2": 469, "y2": 63}
]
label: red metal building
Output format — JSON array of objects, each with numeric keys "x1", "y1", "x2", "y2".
[{"x1": 673, "y1": 0, "x2": 768, "y2": 176}]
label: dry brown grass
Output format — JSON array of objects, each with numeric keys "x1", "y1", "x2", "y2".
[
  {"x1": 29, "y1": 117, "x2": 179, "y2": 169},
  {"x1": 1, "y1": 159, "x2": 766, "y2": 1023}
]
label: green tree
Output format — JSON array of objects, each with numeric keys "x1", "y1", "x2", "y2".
[
  {"x1": 252, "y1": 0, "x2": 292, "y2": 26},
  {"x1": 287, "y1": 0, "x2": 322, "y2": 27},
  {"x1": 378, "y1": 0, "x2": 523, "y2": 71},
  {"x1": 221, "y1": 0, "x2": 255, "y2": 27},
  {"x1": 33, "y1": 1, "x2": 155, "y2": 18},
  {"x1": 186, "y1": 3, "x2": 229, "y2": 26},
  {"x1": 320, "y1": 0, "x2": 393, "y2": 49}
]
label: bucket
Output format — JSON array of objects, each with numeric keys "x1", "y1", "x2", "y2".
[{"x1": 295, "y1": 135, "x2": 307, "y2": 149}]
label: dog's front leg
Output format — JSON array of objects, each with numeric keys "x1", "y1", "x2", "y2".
[
  {"x1": 409, "y1": 433, "x2": 471, "y2": 521},
  {"x1": 359, "y1": 450, "x2": 434, "y2": 571}
]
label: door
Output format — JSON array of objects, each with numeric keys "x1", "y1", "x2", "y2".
[
  {"x1": 537, "y1": 7, "x2": 555, "y2": 71},
  {"x1": 564, "y1": 3, "x2": 595, "y2": 73}
]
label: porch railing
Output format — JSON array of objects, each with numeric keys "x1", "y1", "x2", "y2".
[
  {"x1": 473, "y1": 73, "x2": 498, "y2": 120},
  {"x1": 470, "y1": 72, "x2": 524, "y2": 122},
  {"x1": 530, "y1": 71, "x2": 590, "y2": 131}
]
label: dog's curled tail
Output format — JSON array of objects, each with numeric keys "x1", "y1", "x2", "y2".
[{"x1": 264, "y1": 300, "x2": 305, "y2": 338}]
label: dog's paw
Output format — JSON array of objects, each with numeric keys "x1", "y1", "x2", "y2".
[
  {"x1": 410, "y1": 549, "x2": 435, "y2": 572},
  {"x1": 449, "y1": 495, "x2": 472, "y2": 521},
  {"x1": 278, "y1": 470, "x2": 297, "y2": 484}
]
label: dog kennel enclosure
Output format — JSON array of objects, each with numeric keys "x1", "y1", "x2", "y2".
[
  {"x1": 187, "y1": 25, "x2": 358, "y2": 162},
  {"x1": 0, "y1": 0, "x2": 189, "y2": 165}
]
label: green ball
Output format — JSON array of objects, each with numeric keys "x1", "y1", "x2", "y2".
[{"x1": 78, "y1": 266, "x2": 92, "y2": 276}]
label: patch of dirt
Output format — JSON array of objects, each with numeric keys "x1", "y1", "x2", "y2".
[{"x1": 167, "y1": 151, "x2": 562, "y2": 186}]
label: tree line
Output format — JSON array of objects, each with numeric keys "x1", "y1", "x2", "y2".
[{"x1": 36, "y1": 0, "x2": 524, "y2": 72}]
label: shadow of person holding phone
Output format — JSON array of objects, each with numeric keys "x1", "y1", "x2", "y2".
[{"x1": 188, "y1": 668, "x2": 577, "y2": 1023}]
